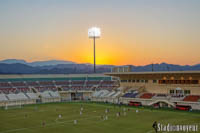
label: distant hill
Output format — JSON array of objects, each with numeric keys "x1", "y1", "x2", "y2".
[
  {"x1": 130, "y1": 63, "x2": 200, "y2": 72},
  {"x1": 29, "y1": 60, "x2": 75, "y2": 66},
  {"x1": 0, "y1": 63, "x2": 38, "y2": 74},
  {"x1": 0, "y1": 59, "x2": 75, "y2": 67},
  {"x1": 0, "y1": 63, "x2": 113, "y2": 74},
  {"x1": 0, "y1": 59, "x2": 27, "y2": 64},
  {"x1": 0, "y1": 59, "x2": 199, "y2": 74}
]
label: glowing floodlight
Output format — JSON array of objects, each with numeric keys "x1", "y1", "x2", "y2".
[
  {"x1": 88, "y1": 27, "x2": 101, "y2": 73},
  {"x1": 88, "y1": 27, "x2": 101, "y2": 38}
]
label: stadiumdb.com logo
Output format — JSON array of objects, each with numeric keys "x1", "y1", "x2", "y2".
[{"x1": 152, "y1": 121, "x2": 198, "y2": 132}]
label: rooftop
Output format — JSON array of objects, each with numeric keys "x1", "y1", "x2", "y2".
[{"x1": 105, "y1": 71, "x2": 200, "y2": 75}]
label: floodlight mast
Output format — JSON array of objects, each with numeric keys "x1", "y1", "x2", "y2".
[
  {"x1": 88, "y1": 27, "x2": 101, "y2": 73},
  {"x1": 93, "y1": 36, "x2": 96, "y2": 73}
]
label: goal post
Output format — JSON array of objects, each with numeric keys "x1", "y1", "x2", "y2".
[{"x1": 4, "y1": 102, "x2": 23, "y2": 110}]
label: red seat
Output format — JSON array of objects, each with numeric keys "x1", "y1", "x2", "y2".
[
  {"x1": 140, "y1": 93, "x2": 155, "y2": 99},
  {"x1": 183, "y1": 95, "x2": 200, "y2": 102}
]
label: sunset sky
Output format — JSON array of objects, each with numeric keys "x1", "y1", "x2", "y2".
[{"x1": 0, "y1": 0, "x2": 200, "y2": 66}]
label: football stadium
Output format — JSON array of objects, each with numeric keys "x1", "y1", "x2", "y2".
[
  {"x1": 1, "y1": 0, "x2": 200, "y2": 133},
  {"x1": 0, "y1": 72, "x2": 200, "y2": 133}
]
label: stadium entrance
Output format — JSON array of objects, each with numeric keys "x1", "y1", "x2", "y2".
[
  {"x1": 59, "y1": 91, "x2": 93, "y2": 101},
  {"x1": 71, "y1": 92, "x2": 83, "y2": 100}
]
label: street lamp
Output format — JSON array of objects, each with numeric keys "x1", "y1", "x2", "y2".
[{"x1": 88, "y1": 27, "x2": 101, "y2": 73}]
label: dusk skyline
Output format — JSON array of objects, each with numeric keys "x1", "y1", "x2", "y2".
[{"x1": 0, "y1": 0, "x2": 200, "y2": 66}]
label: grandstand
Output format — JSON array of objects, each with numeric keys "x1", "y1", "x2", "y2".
[
  {"x1": 0, "y1": 74, "x2": 120, "y2": 107},
  {"x1": 1, "y1": 71, "x2": 200, "y2": 111}
]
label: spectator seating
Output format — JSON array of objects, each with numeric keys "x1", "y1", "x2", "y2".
[
  {"x1": 39, "y1": 81, "x2": 55, "y2": 87},
  {"x1": 112, "y1": 91, "x2": 121, "y2": 98},
  {"x1": 16, "y1": 87, "x2": 31, "y2": 93},
  {"x1": 0, "y1": 80, "x2": 117, "y2": 94},
  {"x1": 100, "y1": 81, "x2": 116, "y2": 87},
  {"x1": 26, "y1": 93, "x2": 38, "y2": 99},
  {"x1": 34, "y1": 86, "x2": 57, "y2": 92},
  {"x1": 26, "y1": 81, "x2": 40, "y2": 87},
  {"x1": 99, "y1": 90, "x2": 110, "y2": 97},
  {"x1": 183, "y1": 95, "x2": 200, "y2": 102},
  {"x1": 86, "y1": 81, "x2": 100, "y2": 87},
  {"x1": 7, "y1": 93, "x2": 28, "y2": 101},
  {"x1": 35, "y1": 87, "x2": 46, "y2": 92},
  {"x1": 95, "y1": 86, "x2": 114, "y2": 91},
  {"x1": 55, "y1": 81, "x2": 69, "y2": 86},
  {"x1": 104, "y1": 91, "x2": 116, "y2": 97},
  {"x1": 0, "y1": 88, "x2": 16, "y2": 94},
  {"x1": 40, "y1": 91, "x2": 52, "y2": 98},
  {"x1": 122, "y1": 92, "x2": 138, "y2": 98},
  {"x1": 49, "y1": 91, "x2": 60, "y2": 98},
  {"x1": 71, "y1": 81, "x2": 85, "y2": 86},
  {"x1": 61, "y1": 86, "x2": 70, "y2": 91},
  {"x1": 0, "y1": 82, "x2": 11, "y2": 87},
  {"x1": 92, "y1": 90, "x2": 109, "y2": 97},
  {"x1": 140, "y1": 93, "x2": 155, "y2": 99},
  {"x1": 0, "y1": 94, "x2": 8, "y2": 101},
  {"x1": 11, "y1": 82, "x2": 27, "y2": 87}
]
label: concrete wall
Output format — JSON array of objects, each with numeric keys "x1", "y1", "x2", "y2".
[
  {"x1": 0, "y1": 99, "x2": 36, "y2": 107},
  {"x1": 120, "y1": 80, "x2": 200, "y2": 95}
]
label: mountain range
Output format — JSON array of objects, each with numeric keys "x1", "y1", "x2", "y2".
[
  {"x1": 0, "y1": 59, "x2": 200, "y2": 74},
  {"x1": 0, "y1": 59, "x2": 75, "y2": 66}
]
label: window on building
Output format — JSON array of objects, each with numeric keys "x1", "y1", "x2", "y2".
[
  {"x1": 121, "y1": 80, "x2": 127, "y2": 82},
  {"x1": 132, "y1": 80, "x2": 135, "y2": 83},
  {"x1": 136, "y1": 80, "x2": 140, "y2": 83},
  {"x1": 141, "y1": 80, "x2": 144, "y2": 83},
  {"x1": 159, "y1": 80, "x2": 198, "y2": 84},
  {"x1": 170, "y1": 90, "x2": 174, "y2": 94},
  {"x1": 145, "y1": 80, "x2": 148, "y2": 83},
  {"x1": 153, "y1": 80, "x2": 157, "y2": 83},
  {"x1": 128, "y1": 80, "x2": 131, "y2": 82},
  {"x1": 184, "y1": 90, "x2": 191, "y2": 95}
]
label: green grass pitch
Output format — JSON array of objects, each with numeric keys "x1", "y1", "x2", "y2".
[{"x1": 0, "y1": 102, "x2": 199, "y2": 133}]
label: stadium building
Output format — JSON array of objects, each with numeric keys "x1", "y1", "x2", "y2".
[
  {"x1": 1, "y1": 71, "x2": 200, "y2": 111},
  {"x1": 106, "y1": 71, "x2": 200, "y2": 110}
]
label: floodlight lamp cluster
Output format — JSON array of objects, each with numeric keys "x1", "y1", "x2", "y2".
[{"x1": 88, "y1": 27, "x2": 101, "y2": 38}]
